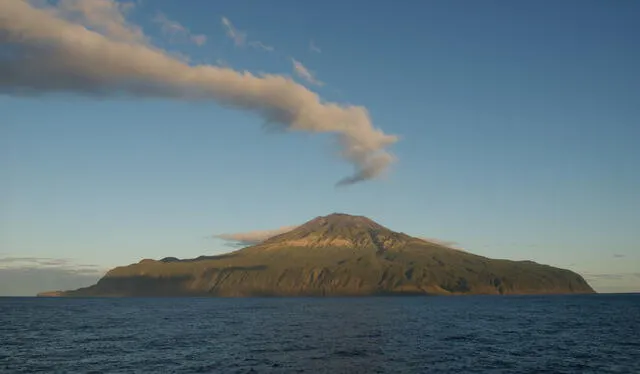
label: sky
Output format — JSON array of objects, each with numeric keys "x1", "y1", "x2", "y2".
[{"x1": 1, "y1": 0, "x2": 639, "y2": 295}]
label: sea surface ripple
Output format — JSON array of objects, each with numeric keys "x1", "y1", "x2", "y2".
[{"x1": 1, "y1": 294, "x2": 639, "y2": 373}]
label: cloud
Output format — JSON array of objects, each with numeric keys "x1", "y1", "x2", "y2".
[
  {"x1": 291, "y1": 58, "x2": 324, "y2": 86},
  {"x1": 216, "y1": 226, "x2": 466, "y2": 255},
  {"x1": 249, "y1": 41, "x2": 274, "y2": 52},
  {"x1": 0, "y1": 256, "x2": 71, "y2": 267},
  {"x1": 0, "y1": 256, "x2": 104, "y2": 273},
  {"x1": 584, "y1": 273, "x2": 626, "y2": 281},
  {"x1": 418, "y1": 237, "x2": 465, "y2": 251},
  {"x1": 221, "y1": 16, "x2": 246, "y2": 46},
  {"x1": 0, "y1": 256, "x2": 49, "y2": 264},
  {"x1": 216, "y1": 226, "x2": 299, "y2": 246},
  {"x1": 38, "y1": 0, "x2": 144, "y2": 44},
  {"x1": 613, "y1": 254, "x2": 625, "y2": 258},
  {"x1": 222, "y1": 16, "x2": 273, "y2": 52},
  {"x1": 153, "y1": 12, "x2": 207, "y2": 46},
  {"x1": 309, "y1": 40, "x2": 321, "y2": 53},
  {"x1": 0, "y1": 255, "x2": 106, "y2": 295},
  {"x1": 1, "y1": 0, "x2": 398, "y2": 186}
]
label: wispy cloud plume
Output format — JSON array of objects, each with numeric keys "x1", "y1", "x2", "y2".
[
  {"x1": 291, "y1": 58, "x2": 323, "y2": 86},
  {"x1": 309, "y1": 40, "x2": 321, "y2": 53},
  {"x1": 216, "y1": 226, "x2": 298, "y2": 246},
  {"x1": 221, "y1": 16, "x2": 274, "y2": 52},
  {"x1": 0, "y1": 257, "x2": 105, "y2": 296},
  {"x1": 153, "y1": 12, "x2": 207, "y2": 46},
  {"x1": 249, "y1": 41, "x2": 274, "y2": 52},
  {"x1": 0, "y1": 256, "x2": 105, "y2": 275},
  {"x1": 216, "y1": 225, "x2": 467, "y2": 254},
  {"x1": 221, "y1": 16, "x2": 246, "y2": 46},
  {"x1": 418, "y1": 237, "x2": 465, "y2": 251},
  {"x1": 1, "y1": 0, "x2": 398, "y2": 185}
]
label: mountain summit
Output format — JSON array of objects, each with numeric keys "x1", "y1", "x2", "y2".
[
  {"x1": 258, "y1": 213, "x2": 413, "y2": 250},
  {"x1": 42, "y1": 213, "x2": 595, "y2": 297}
]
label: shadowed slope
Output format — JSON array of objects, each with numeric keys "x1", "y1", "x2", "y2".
[{"x1": 44, "y1": 213, "x2": 595, "y2": 297}]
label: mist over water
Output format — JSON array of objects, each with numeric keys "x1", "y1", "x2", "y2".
[{"x1": 1, "y1": 294, "x2": 638, "y2": 373}]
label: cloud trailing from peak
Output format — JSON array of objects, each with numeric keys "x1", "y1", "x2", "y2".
[
  {"x1": 215, "y1": 223, "x2": 466, "y2": 253},
  {"x1": 0, "y1": 0, "x2": 398, "y2": 185},
  {"x1": 216, "y1": 226, "x2": 299, "y2": 246},
  {"x1": 418, "y1": 237, "x2": 465, "y2": 251}
]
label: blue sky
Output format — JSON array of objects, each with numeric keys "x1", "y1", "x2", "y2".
[{"x1": 1, "y1": 0, "x2": 639, "y2": 294}]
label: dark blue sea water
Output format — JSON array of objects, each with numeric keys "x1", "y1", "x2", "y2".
[{"x1": 1, "y1": 294, "x2": 639, "y2": 373}]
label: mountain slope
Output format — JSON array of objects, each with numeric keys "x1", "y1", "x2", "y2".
[{"x1": 47, "y1": 213, "x2": 595, "y2": 297}]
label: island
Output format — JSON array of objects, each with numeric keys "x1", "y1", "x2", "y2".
[{"x1": 39, "y1": 213, "x2": 595, "y2": 297}]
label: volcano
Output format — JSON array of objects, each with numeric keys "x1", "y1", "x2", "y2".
[{"x1": 42, "y1": 213, "x2": 595, "y2": 297}]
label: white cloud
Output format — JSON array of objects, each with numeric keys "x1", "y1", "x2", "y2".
[
  {"x1": 222, "y1": 16, "x2": 274, "y2": 52},
  {"x1": 0, "y1": 256, "x2": 105, "y2": 274},
  {"x1": 418, "y1": 237, "x2": 465, "y2": 251},
  {"x1": 0, "y1": 256, "x2": 109, "y2": 295},
  {"x1": 309, "y1": 40, "x2": 321, "y2": 53},
  {"x1": 221, "y1": 16, "x2": 246, "y2": 46},
  {"x1": 0, "y1": 0, "x2": 397, "y2": 186},
  {"x1": 216, "y1": 226, "x2": 299, "y2": 246},
  {"x1": 249, "y1": 41, "x2": 274, "y2": 52},
  {"x1": 153, "y1": 12, "x2": 207, "y2": 46},
  {"x1": 291, "y1": 58, "x2": 324, "y2": 87}
]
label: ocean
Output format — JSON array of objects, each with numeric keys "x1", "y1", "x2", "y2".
[{"x1": 1, "y1": 294, "x2": 638, "y2": 373}]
